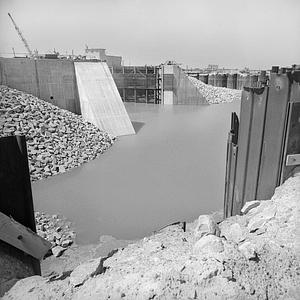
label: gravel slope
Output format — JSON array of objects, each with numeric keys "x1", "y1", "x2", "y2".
[
  {"x1": 189, "y1": 76, "x2": 242, "y2": 104},
  {"x1": 0, "y1": 85, "x2": 114, "y2": 181}
]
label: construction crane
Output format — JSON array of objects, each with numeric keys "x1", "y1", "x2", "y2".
[{"x1": 8, "y1": 12, "x2": 34, "y2": 58}]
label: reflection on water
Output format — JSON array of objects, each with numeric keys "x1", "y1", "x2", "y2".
[{"x1": 32, "y1": 101, "x2": 240, "y2": 244}]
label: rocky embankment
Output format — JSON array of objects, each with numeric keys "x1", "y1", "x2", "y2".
[
  {"x1": 0, "y1": 85, "x2": 114, "y2": 181},
  {"x1": 189, "y1": 76, "x2": 242, "y2": 104},
  {"x1": 4, "y1": 172, "x2": 300, "y2": 299},
  {"x1": 35, "y1": 212, "x2": 76, "y2": 258}
]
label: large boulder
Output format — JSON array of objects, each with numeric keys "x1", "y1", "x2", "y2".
[
  {"x1": 194, "y1": 215, "x2": 217, "y2": 239},
  {"x1": 238, "y1": 241, "x2": 257, "y2": 259},
  {"x1": 193, "y1": 235, "x2": 224, "y2": 255},
  {"x1": 219, "y1": 222, "x2": 248, "y2": 244},
  {"x1": 70, "y1": 257, "x2": 103, "y2": 287},
  {"x1": 241, "y1": 200, "x2": 260, "y2": 215}
]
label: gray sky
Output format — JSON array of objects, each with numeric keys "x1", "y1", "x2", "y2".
[{"x1": 0, "y1": 0, "x2": 299, "y2": 69}]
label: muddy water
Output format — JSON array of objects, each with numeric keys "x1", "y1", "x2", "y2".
[{"x1": 32, "y1": 101, "x2": 240, "y2": 244}]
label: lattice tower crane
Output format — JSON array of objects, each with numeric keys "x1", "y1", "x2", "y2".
[{"x1": 8, "y1": 13, "x2": 34, "y2": 58}]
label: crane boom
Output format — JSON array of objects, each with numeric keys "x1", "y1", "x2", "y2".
[{"x1": 8, "y1": 13, "x2": 33, "y2": 57}]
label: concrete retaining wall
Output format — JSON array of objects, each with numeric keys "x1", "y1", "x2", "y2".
[
  {"x1": 0, "y1": 58, "x2": 81, "y2": 114},
  {"x1": 0, "y1": 58, "x2": 39, "y2": 96},
  {"x1": 162, "y1": 64, "x2": 208, "y2": 105},
  {"x1": 173, "y1": 65, "x2": 207, "y2": 105}
]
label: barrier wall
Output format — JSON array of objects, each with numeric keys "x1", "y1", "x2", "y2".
[
  {"x1": 224, "y1": 66, "x2": 300, "y2": 217},
  {"x1": 227, "y1": 74, "x2": 237, "y2": 89},
  {"x1": 0, "y1": 58, "x2": 81, "y2": 114},
  {"x1": 0, "y1": 58, "x2": 135, "y2": 136},
  {"x1": 0, "y1": 58, "x2": 39, "y2": 96},
  {"x1": 172, "y1": 65, "x2": 207, "y2": 105},
  {"x1": 36, "y1": 59, "x2": 81, "y2": 114},
  {"x1": 162, "y1": 64, "x2": 208, "y2": 105}
]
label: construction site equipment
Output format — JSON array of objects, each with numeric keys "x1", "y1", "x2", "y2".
[{"x1": 8, "y1": 13, "x2": 34, "y2": 58}]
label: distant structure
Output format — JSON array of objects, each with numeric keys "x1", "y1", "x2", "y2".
[
  {"x1": 206, "y1": 64, "x2": 219, "y2": 72},
  {"x1": 85, "y1": 46, "x2": 122, "y2": 67}
]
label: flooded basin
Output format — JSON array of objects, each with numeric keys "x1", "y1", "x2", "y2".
[{"x1": 32, "y1": 101, "x2": 240, "y2": 244}]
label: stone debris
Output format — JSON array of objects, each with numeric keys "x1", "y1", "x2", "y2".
[
  {"x1": 220, "y1": 222, "x2": 248, "y2": 244},
  {"x1": 0, "y1": 85, "x2": 114, "y2": 182},
  {"x1": 193, "y1": 234, "x2": 224, "y2": 255},
  {"x1": 70, "y1": 257, "x2": 103, "y2": 287},
  {"x1": 3, "y1": 174, "x2": 300, "y2": 299},
  {"x1": 35, "y1": 211, "x2": 76, "y2": 256},
  {"x1": 238, "y1": 241, "x2": 257, "y2": 260},
  {"x1": 194, "y1": 214, "x2": 216, "y2": 238},
  {"x1": 189, "y1": 76, "x2": 242, "y2": 104},
  {"x1": 241, "y1": 200, "x2": 261, "y2": 215},
  {"x1": 51, "y1": 246, "x2": 66, "y2": 258}
]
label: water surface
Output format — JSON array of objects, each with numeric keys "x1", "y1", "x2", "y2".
[{"x1": 32, "y1": 101, "x2": 240, "y2": 244}]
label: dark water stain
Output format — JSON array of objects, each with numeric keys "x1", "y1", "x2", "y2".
[{"x1": 32, "y1": 101, "x2": 240, "y2": 244}]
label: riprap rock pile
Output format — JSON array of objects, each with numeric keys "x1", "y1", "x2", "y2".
[
  {"x1": 0, "y1": 85, "x2": 114, "y2": 181},
  {"x1": 189, "y1": 76, "x2": 242, "y2": 104},
  {"x1": 35, "y1": 212, "x2": 76, "y2": 257}
]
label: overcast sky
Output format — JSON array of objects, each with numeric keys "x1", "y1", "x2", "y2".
[{"x1": 0, "y1": 0, "x2": 299, "y2": 69}]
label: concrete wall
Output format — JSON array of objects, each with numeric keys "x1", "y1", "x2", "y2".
[
  {"x1": 74, "y1": 62, "x2": 135, "y2": 136},
  {"x1": 0, "y1": 58, "x2": 81, "y2": 114},
  {"x1": 162, "y1": 64, "x2": 208, "y2": 105},
  {"x1": 0, "y1": 58, "x2": 39, "y2": 96},
  {"x1": 106, "y1": 55, "x2": 122, "y2": 67},
  {"x1": 35, "y1": 59, "x2": 81, "y2": 114},
  {"x1": 173, "y1": 65, "x2": 207, "y2": 105}
]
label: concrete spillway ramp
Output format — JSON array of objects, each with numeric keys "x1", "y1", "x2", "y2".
[{"x1": 74, "y1": 62, "x2": 135, "y2": 136}]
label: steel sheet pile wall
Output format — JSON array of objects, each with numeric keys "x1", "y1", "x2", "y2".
[
  {"x1": 224, "y1": 66, "x2": 300, "y2": 217},
  {"x1": 215, "y1": 74, "x2": 227, "y2": 87},
  {"x1": 0, "y1": 136, "x2": 40, "y2": 294},
  {"x1": 186, "y1": 70, "x2": 269, "y2": 90},
  {"x1": 237, "y1": 74, "x2": 250, "y2": 90},
  {"x1": 224, "y1": 113, "x2": 239, "y2": 218},
  {"x1": 227, "y1": 74, "x2": 237, "y2": 89},
  {"x1": 0, "y1": 58, "x2": 80, "y2": 114},
  {"x1": 208, "y1": 74, "x2": 215, "y2": 86}
]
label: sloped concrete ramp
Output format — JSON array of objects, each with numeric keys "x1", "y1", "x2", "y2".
[{"x1": 74, "y1": 62, "x2": 135, "y2": 136}]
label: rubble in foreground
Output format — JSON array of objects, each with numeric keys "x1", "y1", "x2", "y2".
[{"x1": 3, "y1": 172, "x2": 300, "y2": 299}]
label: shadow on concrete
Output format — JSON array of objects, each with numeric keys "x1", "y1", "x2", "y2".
[{"x1": 132, "y1": 121, "x2": 145, "y2": 133}]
